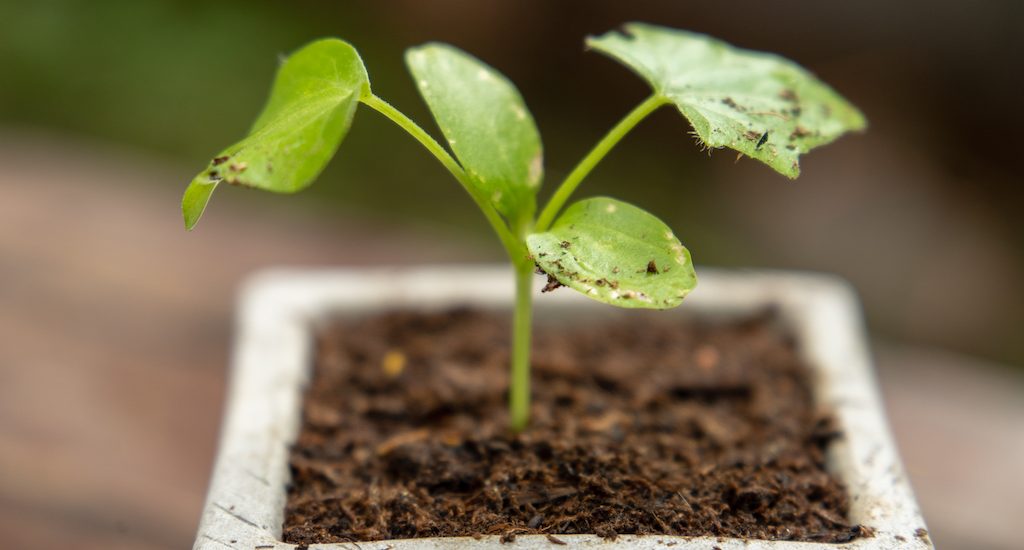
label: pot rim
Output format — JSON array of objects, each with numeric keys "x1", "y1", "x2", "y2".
[{"x1": 194, "y1": 265, "x2": 932, "y2": 549}]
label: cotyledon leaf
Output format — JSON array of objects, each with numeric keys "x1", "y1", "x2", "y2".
[
  {"x1": 587, "y1": 23, "x2": 866, "y2": 178},
  {"x1": 406, "y1": 43, "x2": 543, "y2": 223},
  {"x1": 182, "y1": 38, "x2": 369, "y2": 229},
  {"x1": 527, "y1": 197, "x2": 697, "y2": 309}
]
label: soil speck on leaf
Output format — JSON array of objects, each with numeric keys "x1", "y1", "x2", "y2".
[
  {"x1": 542, "y1": 273, "x2": 564, "y2": 293},
  {"x1": 790, "y1": 126, "x2": 812, "y2": 140},
  {"x1": 212, "y1": 155, "x2": 229, "y2": 165}
]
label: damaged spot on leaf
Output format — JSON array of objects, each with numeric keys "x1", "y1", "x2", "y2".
[{"x1": 541, "y1": 272, "x2": 564, "y2": 293}]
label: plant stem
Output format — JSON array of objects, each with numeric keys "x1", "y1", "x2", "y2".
[
  {"x1": 364, "y1": 92, "x2": 537, "y2": 432},
  {"x1": 509, "y1": 261, "x2": 534, "y2": 432},
  {"x1": 535, "y1": 94, "x2": 666, "y2": 231},
  {"x1": 361, "y1": 93, "x2": 525, "y2": 262}
]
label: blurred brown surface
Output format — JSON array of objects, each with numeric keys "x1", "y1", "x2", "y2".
[
  {"x1": 1, "y1": 134, "x2": 1022, "y2": 549},
  {"x1": 0, "y1": 133, "x2": 477, "y2": 550},
  {"x1": 877, "y1": 346, "x2": 1024, "y2": 550}
]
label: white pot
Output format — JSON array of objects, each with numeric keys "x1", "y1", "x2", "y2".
[{"x1": 193, "y1": 266, "x2": 932, "y2": 550}]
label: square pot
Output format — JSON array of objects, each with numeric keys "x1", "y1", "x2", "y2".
[{"x1": 193, "y1": 266, "x2": 932, "y2": 549}]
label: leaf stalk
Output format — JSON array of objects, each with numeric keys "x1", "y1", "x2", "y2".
[{"x1": 535, "y1": 94, "x2": 666, "y2": 231}]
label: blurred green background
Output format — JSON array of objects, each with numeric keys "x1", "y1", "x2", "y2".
[
  {"x1": 1, "y1": 3, "x2": 1022, "y2": 549},
  {"x1": 3, "y1": 0, "x2": 1020, "y2": 365}
]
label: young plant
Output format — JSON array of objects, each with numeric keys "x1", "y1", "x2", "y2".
[{"x1": 183, "y1": 23, "x2": 865, "y2": 432}]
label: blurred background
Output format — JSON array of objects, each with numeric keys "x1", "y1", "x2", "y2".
[{"x1": 1, "y1": 1, "x2": 1021, "y2": 549}]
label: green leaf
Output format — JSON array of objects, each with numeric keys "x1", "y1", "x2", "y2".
[
  {"x1": 406, "y1": 43, "x2": 543, "y2": 222},
  {"x1": 587, "y1": 23, "x2": 866, "y2": 178},
  {"x1": 527, "y1": 197, "x2": 697, "y2": 309},
  {"x1": 182, "y1": 38, "x2": 369, "y2": 229}
]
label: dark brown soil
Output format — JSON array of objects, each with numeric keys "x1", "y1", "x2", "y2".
[{"x1": 283, "y1": 308, "x2": 866, "y2": 544}]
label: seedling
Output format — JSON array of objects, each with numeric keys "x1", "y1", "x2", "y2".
[{"x1": 183, "y1": 23, "x2": 864, "y2": 432}]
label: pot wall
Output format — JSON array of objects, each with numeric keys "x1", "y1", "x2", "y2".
[{"x1": 193, "y1": 266, "x2": 932, "y2": 549}]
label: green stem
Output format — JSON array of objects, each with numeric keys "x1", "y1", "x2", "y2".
[
  {"x1": 364, "y1": 92, "x2": 537, "y2": 432},
  {"x1": 361, "y1": 93, "x2": 525, "y2": 262},
  {"x1": 535, "y1": 94, "x2": 666, "y2": 231},
  {"x1": 509, "y1": 261, "x2": 534, "y2": 432}
]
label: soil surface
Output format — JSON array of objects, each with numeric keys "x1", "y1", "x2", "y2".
[{"x1": 283, "y1": 308, "x2": 866, "y2": 544}]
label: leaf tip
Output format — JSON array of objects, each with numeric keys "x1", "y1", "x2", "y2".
[
  {"x1": 182, "y1": 178, "x2": 218, "y2": 231},
  {"x1": 784, "y1": 162, "x2": 801, "y2": 179},
  {"x1": 619, "y1": 21, "x2": 648, "y2": 36},
  {"x1": 851, "y1": 108, "x2": 869, "y2": 132},
  {"x1": 585, "y1": 22, "x2": 638, "y2": 50},
  {"x1": 404, "y1": 41, "x2": 447, "y2": 65},
  {"x1": 182, "y1": 204, "x2": 201, "y2": 231}
]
